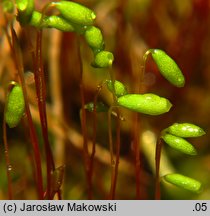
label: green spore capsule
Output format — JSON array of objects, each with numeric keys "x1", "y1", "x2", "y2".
[
  {"x1": 106, "y1": 80, "x2": 128, "y2": 97},
  {"x1": 93, "y1": 51, "x2": 114, "y2": 68},
  {"x1": 29, "y1": 11, "x2": 42, "y2": 27},
  {"x1": 161, "y1": 133, "x2": 197, "y2": 155},
  {"x1": 163, "y1": 173, "x2": 202, "y2": 193},
  {"x1": 84, "y1": 102, "x2": 108, "y2": 112},
  {"x1": 43, "y1": 15, "x2": 76, "y2": 32},
  {"x1": 29, "y1": 12, "x2": 86, "y2": 33},
  {"x1": 117, "y1": 93, "x2": 172, "y2": 115},
  {"x1": 5, "y1": 84, "x2": 25, "y2": 128},
  {"x1": 16, "y1": 0, "x2": 34, "y2": 25},
  {"x1": 54, "y1": 1, "x2": 96, "y2": 26},
  {"x1": 166, "y1": 123, "x2": 206, "y2": 138},
  {"x1": 84, "y1": 26, "x2": 104, "y2": 52},
  {"x1": 150, "y1": 49, "x2": 185, "y2": 87}
]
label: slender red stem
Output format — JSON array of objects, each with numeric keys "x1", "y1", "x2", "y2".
[
  {"x1": 80, "y1": 82, "x2": 92, "y2": 199},
  {"x1": 87, "y1": 89, "x2": 101, "y2": 199},
  {"x1": 132, "y1": 52, "x2": 150, "y2": 199},
  {"x1": 2, "y1": 119, "x2": 13, "y2": 199},
  {"x1": 106, "y1": 69, "x2": 121, "y2": 199},
  {"x1": 155, "y1": 138, "x2": 163, "y2": 200},
  {"x1": 109, "y1": 109, "x2": 121, "y2": 199},
  {"x1": 76, "y1": 37, "x2": 92, "y2": 199},
  {"x1": 10, "y1": 27, "x2": 44, "y2": 199},
  {"x1": 133, "y1": 114, "x2": 141, "y2": 199},
  {"x1": 35, "y1": 30, "x2": 55, "y2": 199}
]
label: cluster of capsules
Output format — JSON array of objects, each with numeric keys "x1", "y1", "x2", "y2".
[
  {"x1": 105, "y1": 49, "x2": 185, "y2": 116},
  {"x1": 161, "y1": 123, "x2": 205, "y2": 193},
  {"x1": 4, "y1": 0, "x2": 115, "y2": 128},
  {"x1": 15, "y1": 0, "x2": 114, "y2": 68}
]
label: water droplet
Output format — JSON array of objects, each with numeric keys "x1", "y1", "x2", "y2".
[{"x1": 7, "y1": 165, "x2": 13, "y2": 171}]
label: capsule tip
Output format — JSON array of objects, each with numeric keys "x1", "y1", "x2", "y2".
[{"x1": 91, "y1": 12, "x2": 96, "y2": 20}]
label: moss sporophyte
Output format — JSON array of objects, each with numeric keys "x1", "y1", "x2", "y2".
[
  {"x1": 163, "y1": 173, "x2": 202, "y2": 193},
  {"x1": 5, "y1": 83, "x2": 25, "y2": 128},
  {"x1": 149, "y1": 49, "x2": 185, "y2": 87},
  {"x1": 161, "y1": 122, "x2": 206, "y2": 155},
  {"x1": 117, "y1": 93, "x2": 172, "y2": 115},
  {"x1": 165, "y1": 123, "x2": 206, "y2": 138},
  {"x1": 161, "y1": 133, "x2": 197, "y2": 155},
  {"x1": 53, "y1": 1, "x2": 96, "y2": 26},
  {"x1": 17, "y1": 0, "x2": 114, "y2": 69},
  {"x1": 106, "y1": 80, "x2": 128, "y2": 98},
  {"x1": 156, "y1": 123, "x2": 205, "y2": 194}
]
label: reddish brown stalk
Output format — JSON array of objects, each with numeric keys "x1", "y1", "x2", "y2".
[
  {"x1": 80, "y1": 82, "x2": 91, "y2": 198},
  {"x1": 108, "y1": 107, "x2": 115, "y2": 199},
  {"x1": 88, "y1": 88, "x2": 102, "y2": 199},
  {"x1": 107, "y1": 70, "x2": 121, "y2": 200},
  {"x1": 76, "y1": 37, "x2": 92, "y2": 199},
  {"x1": 35, "y1": 30, "x2": 55, "y2": 199},
  {"x1": 132, "y1": 54, "x2": 148, "y2": 199},
  {"x1": 109, "y1": 109, "x2": 121, "y2": 200},
  {"x1": 155, "y1": 138, "x2": 163, "y2": 200},
  {"x1": 9, "y1": 28, "x2": 44, "y2": 199},
  {"x1": 133, "y1": 114, "x2": 141, "y2": 199},
  {"x1": 2, "y1": 119, "x2": 13, "y2": 199},
  {"x1": 132, "y1": 66, "x2": 143, "y2": 199}
]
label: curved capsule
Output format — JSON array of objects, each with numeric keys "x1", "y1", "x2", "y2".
[
  {"x1": 29, "y1": 12, "x2": 86, "y2": 33},
  {"x1": 54, "y1": 1, "x2": 96, "y2": 26},
  {"x1": 161, "y1": 133, "x2": 197, "y2": 155},
  {"x1": 16, "y1": 0, "x2": 34, "y2": 25},
  {"x1": 163, "y1": 173, "x2": 202, "y2": 193},
  {"x1": 5, "y1": 84, "x2": 25, "y2": 128},
  {"x1": 117, "y1": 93, "x2": 172, "y2": 115},
  {"x1": 84, "y1": 26, "x2": 104, "y2": 52},
  {"x1": 43, "y1": 15, "x2": 76, "y2": 32},
  {"x1": 93, "y1": 51, "x2": 114, "y2": 68},
  {"x1": 166, "y1": 123, "x2": 206, "y2": 138},
  {"x1": 150, "y1": 49, "x2": 185, "y2": 87},
  {"x1": 106, "y1": 80, "x2": 128, "y2": 97}
]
